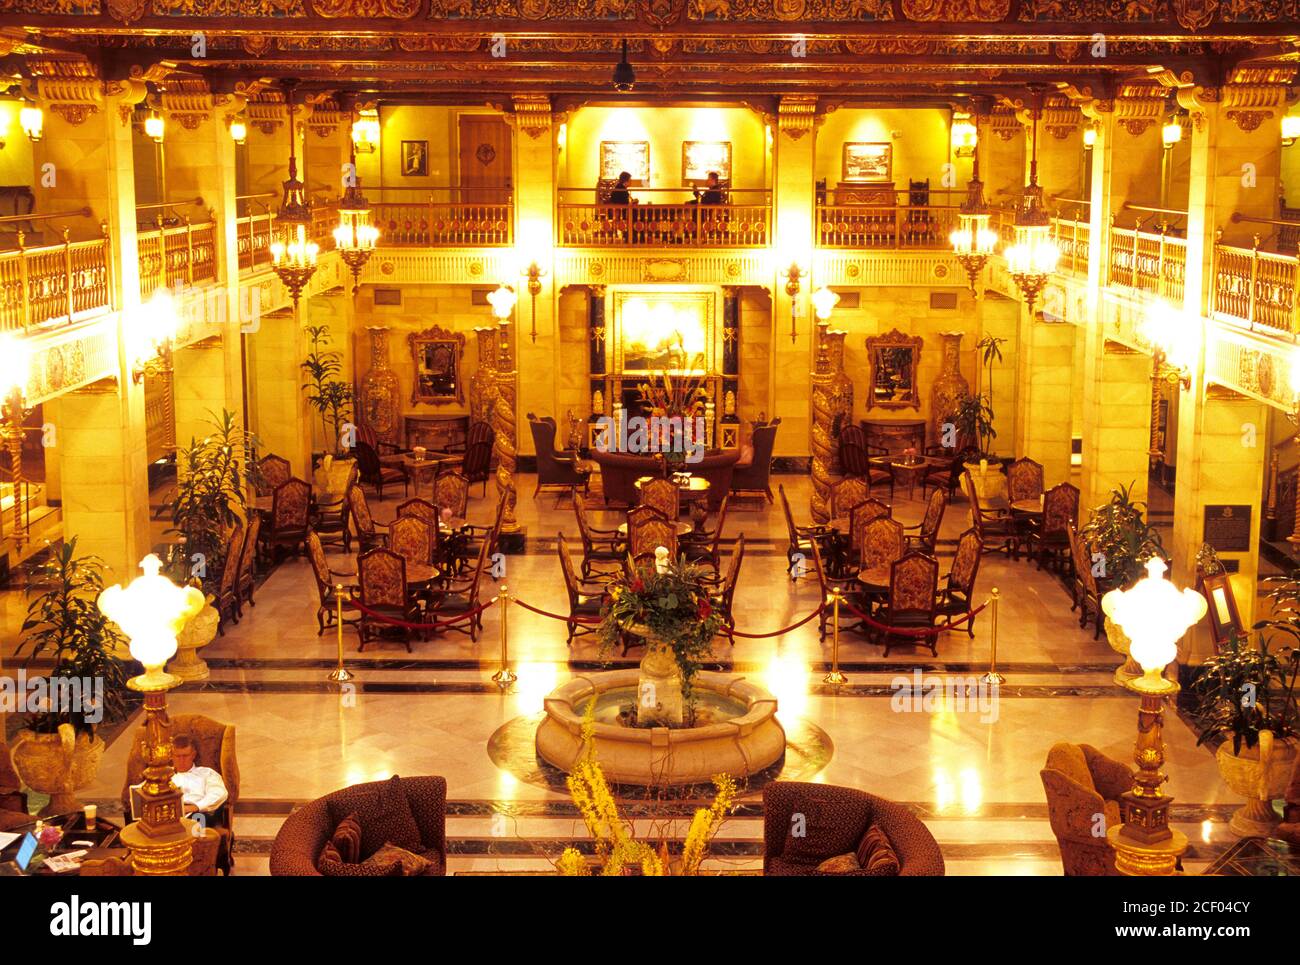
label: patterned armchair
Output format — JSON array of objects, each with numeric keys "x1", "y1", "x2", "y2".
[
  {"x1": 257, "y1": 454, "x2": 291, "y2": 496},
  {"x1": 936, "y1": 527, "x2": 983, "y2": 637},
  {"x1": 628, "y1": 511, "x2": 678, "y2": 567},
  {"x1": 1040, "y1": 742, "x2": 1134, "y2": 876},
  {"x1": 1006, "y1": 457, "x2": 1045, "y2": 502},
  {"x1": 779, "y1": 483, "x2": 833, "y2": 579},
  {"x1": 573, "y1": 492, "x2": 625, "y2": 579},
  {"x1": 347, "y1": 485, "x2": 388, "y2": 554},
  {"x1": 904, "y1": 489, "x2": 947, "y2": 554},
  {"x1": 1068, "y1": 525, "x2": 1104, "y2": 639},
  {"x1": 860, "y1": 516, "x2": 905, "y2": 575},
  {"x1": 260, "y1": 478, "x2": 311, "y2": 562},
  {"x1": 838, "y1": 424, "x2": 890, "y2": 493},
  {"x1": 762, "y1": 782, "x2": 944, "y2": 876},
  {"x1": 122, "y1": 714, "x2": 239, "y2": 875},
  {"x1": 357, "y1": 548, "x2": 421, "y2": 652},
  {"x1": 848, "y1": 498, "x2": 890, "y2": 557},
  {"x1": 426, "y1": 538, "x2": 491, "y2": 641},
  {"x1": 269, "y1": 776, "x2": 447, "y2": 877},
  {"x1": 355, "y1": 439, "x2": 408, "y2": 500},
  {"x1": 829, "y1": 476, "x2": 872, "y2": 520},
  {"x1": 962, "y1": 471, "x2": 1016, "y2": 557},
  {"x1": 639, "y1": 477, "x2": 680, "y2": 520},
  {"x1": 557, "y1": 533, "x2": 606, "y2": 645},
  {"x1": 434, "y1": 471, "x2": 470, "y2": 520},
  {"x1": 237, "y1": 515, "x2": 261, "y2": 613},
  {"x1": 1028, "y1": 482, "x2": 1080, "y2": 572},
  {"x1": 876, "y1": 551, "x2": 940, "y2": 657},
  {"x1": 308, "y1": 529, "x2": 359, "y2": 637},
  {"x1": 683, "y1": 495, "x2": 729, "y2": 576}
]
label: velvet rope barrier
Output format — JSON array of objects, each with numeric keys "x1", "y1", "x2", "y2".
[
  {"x1": 350, "y1": 595, "x2": 498, "y2": 631},
  {"x1": 836, "y1": 597, "x2": 990, "y2": 638},
  {"x1": 510, "y1": 594, "x2": 828, "y2": 639},
  {"x1": 511, "y1": 596, "x2": 603, "y2": 625},
  {"x1": 722, "y1": 604, "x2": 827, "y2": 639}
]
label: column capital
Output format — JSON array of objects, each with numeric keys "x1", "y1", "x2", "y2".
[
  {"x1": 777, "y1": 94, "x2": 818, "y2": 141},
  {"x1": 1113, "y1": 79, "x2": 1169, "y2": 137},
  {"x1": 507, "y1": 94, "x2": 553, "y2": 139}
]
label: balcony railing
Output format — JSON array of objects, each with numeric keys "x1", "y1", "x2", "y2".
[
  {"x1": 1107, "y1": 221, "x2": 1186, "y2": 304},
  {"x1": 1212, "y1": 241, "x2": 1298, "y2": 336},
  {"x1": 559, "y1": 188, "x2": 769, "y2": 248},
  {"x1": 369, "y1": 188, "x2": 512, "y2": 247},
  {"x1": 1051, "y1": 216, "x2": 1091, "y2": 276},
  {"x1": 236, "y1": 193, "x2": 276, "y2": 273},
  {"x1": 0, "y1": 213, "x2": 112, "y2": 334},
  {"x1": 137, "y1": 205, "x2": 219, "y2": 300},
  {"x1": 817, "y1": 203, "x2": 959, "y2": 249}
]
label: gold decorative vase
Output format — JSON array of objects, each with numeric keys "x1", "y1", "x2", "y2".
[
  {"x1": 1216, "y1": 730, "x2": 1297, "y2": 837},
  {"x1": 358, "y1": 326, "x2": 401, "y2": 446},
  {"x1": 931, "y1": 332, "x2": 969, "y2": 445},
  {"x1": 10, "y1": 723, "x2": 105, "y2": 816}
]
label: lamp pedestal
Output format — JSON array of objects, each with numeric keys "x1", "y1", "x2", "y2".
[
  {"x1": 118, "y1": 685, "x2": 194, "y2": 876},
  {"x1": 1109, "y1": 682, "x2": 1186, "y2": 876}
]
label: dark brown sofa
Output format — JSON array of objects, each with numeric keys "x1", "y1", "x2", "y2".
[
  {"x1": 269, "y1": 776, "x2": 447, "y2": 876},
  {"x1": 690, "y1": 448, "x2": 741, "y2": 510},
  {"x1": 592, "y1": 449, "x2": 662, "y2": 507},
  {"x1": 762, "y1": 781, "x2": 945, "y2": 876}
]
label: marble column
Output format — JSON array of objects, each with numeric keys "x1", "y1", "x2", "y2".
[
  {"x1": 1013, "y1": 313, "x2": 1076, "y2": 486},
  {"x1": 1079, "y1": 339, "x2": 1152, "y2": 513}
]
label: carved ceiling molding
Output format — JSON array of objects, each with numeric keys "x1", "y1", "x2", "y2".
[
  {"x1": 22, "y1": 56, "x2": 104, "y2": 127},
  {"x1": 306, "y1": 98, "x2": 347, "y2": 138},
  {"x1": 508, "y1": 93, "x2": 552, "y2": 138},
  {"x1": 989, "y1": 104, "x2": 1021, "y2": 141},
  {"x1": 151, "y1": 77, "x2": 215, "y2": 131},
  {"x1": 1113, "y1": 80, "x2": 1168, "y2": 137},
  {"x1": 247, "y1": 90, "x2": 287, "y2": 135},
  {"x1": 777, "y1": 94, "x2": 817, "y2": 140}
]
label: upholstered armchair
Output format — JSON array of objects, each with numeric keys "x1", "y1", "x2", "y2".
[
  {"x1": 730, "y1": 419, "x2": 780, "y2": 502},
  {"x1": 529, "y1": 416, "x2": 584, "y2": 499},
  {"x1": 121, "y1": 714, "x2": 240, "y2": 875},
  {"x1": 1040, "y1": 742, "x2": 1134, "y2": 876},
  {"x1": 269, "y1": 776, "x2": 447, "y2": 876},
  {"x1": 762, "y1": 781, "x2": 945, "y2": 876}
]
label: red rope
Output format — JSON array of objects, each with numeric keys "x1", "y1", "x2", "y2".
[
  {"x1": 512, "y1": 596, "x2": 603, "y2": 625},
  {"x1": 837, "y1": 597, "x2": 990, "y2": 638},
  {"x1": 724, "y1": 604, "x2": 827, "y2": 639},
  {"x1": 351, "y1": 596, "x2": 497, "y2": 630}
]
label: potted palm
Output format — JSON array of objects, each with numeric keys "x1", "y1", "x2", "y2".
[
  {"x1": 1190, "y1": 617, "x2": 1299, "y2": 837},
  {"x1": 953, "y1": 335, "x2": 1006, "y2": 500},
  {"x1": 10, "y1": 539, "x2": 130, "y2": 815},
  {"x1": 1083, "y1": 484, "x2": 1166, "y2": 676},
  {"x1": 302, "y1": 324, "x2": 355, "y2": 460}
]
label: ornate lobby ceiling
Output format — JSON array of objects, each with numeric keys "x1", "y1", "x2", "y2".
[{"x1": 0, "y1": 0, "x2": 1297, "y2": 103}]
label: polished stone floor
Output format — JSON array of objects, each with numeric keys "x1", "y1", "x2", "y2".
[{"x1": 1, "y1": 473, "x2": 1243, "y2": 875}]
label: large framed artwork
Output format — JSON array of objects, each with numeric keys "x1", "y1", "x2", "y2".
[
  {"x1": 613, "y1": 290, "x2": 715, "y2": 375},
  {"x1": 681, "y1": 141, "x2": 732, "y2": 185},
  {"x1": 842, "y1": 142, "x2": 892, "y2": 183},
  {"x1": 599, "y1": 141, "x2": 650, "y2": 186},
  {"x1": 401, "y1": 140, "x2": 428, "y2": 177}
]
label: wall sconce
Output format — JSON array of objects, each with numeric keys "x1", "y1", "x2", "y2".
[
  {"x1": 132, "y1": 291, "x2": 178, "y2": 384},
  {"x1": 951, "y1": 113, "x2": 977, "y2": 158},
  {"x1": 19, "y1": 103, "x2": 42, "y2": 143},
  {"x1": 1082, "y1": 126, "x2": 1097, "y2": 149},
  {"x1": 351, "y1": 110, "x2": 379, "y2": 154},
  {"x1": 0, "y1": 334, "x2": 32, "y2": 544},
  {"x1": 1282, "y1": 114, "x2": 1300, "y2": 148},
  {"x1": 144, "y1": 111, "x2": 165, "y2": 144},
  {"x1": 780, "y1": 262, "x2": 802, "y2": 344},
  {"x1": 521, "y1": 261, "x2": 547, "y2": 343},
  {"x1": 229, "y1": 117, "x2": 248, "y2": 146}
]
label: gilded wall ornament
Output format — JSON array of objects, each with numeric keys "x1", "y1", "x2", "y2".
[
  {"x1": 1227, "y1": 109, "x2": 1271, "y2": 132},
  {"x1": 1173, "y1": 0, "x2": 1218, "y2": 29},
  {"x1": 107, "y1": 0, "x2": 146, "y2": 23},
  {"x1": 902, "y1": 0, "x2": 1009, "y2": 20},
  {"x1": 314, "y1": 0, "x2": 420, "y2": 14}
]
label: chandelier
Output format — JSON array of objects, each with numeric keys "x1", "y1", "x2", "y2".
[
  {"x1": 269, "y1": 80, "x2": 318, "y2": 307},
  {"x1": 949, "y1": 105, "x2": 997, "y2": 292},
  {"x1": 333, "y1": 97, "x2": 379, "y2": 295},
  {"x1": 1003, "y1": 87, "x2": 1059, "y2": 314}
]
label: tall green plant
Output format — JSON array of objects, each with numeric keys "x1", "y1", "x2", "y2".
[
  {"x1": 301, "y1": 324, "x2": 353, "y2": 455},
  {"x1": 1190, "y1": 629, "x2": 1298, "y2": 755},
  {"x1": 167, "y1": 409, "x2": 259, "y2": 589},
  {"x1": 16, "y1": 538, "x2": 130, "y2": 736},
  {"x1": 1078, "y1": 482, "x2": 1165, "y2": 591}
]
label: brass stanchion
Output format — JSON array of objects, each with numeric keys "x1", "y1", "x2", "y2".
[
  {"x1": 327, "y1": 583, "x2": 355, "y2": 684},
  {"x1": 823, "y1": 589, "x2": 847, "y2": 685},
  {"x1": 981, "y1": 587, "x2": 1005, "y2": 686},
  {"x1": 491, "y1": 585, "x2": 516, "y2": 689}
]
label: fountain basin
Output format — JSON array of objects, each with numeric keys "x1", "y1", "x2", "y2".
[{"x1": 536, "y1": 669, "x2": 785, "y2": 785}]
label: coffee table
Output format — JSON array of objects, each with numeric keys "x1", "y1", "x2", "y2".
[{"x1": 398, "y1": 453, "x2": 458, "y2": 498}]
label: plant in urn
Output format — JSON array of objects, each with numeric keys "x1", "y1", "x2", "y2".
[{"x1": 598, "y1": 547, "x2": 724, "y2": 727}]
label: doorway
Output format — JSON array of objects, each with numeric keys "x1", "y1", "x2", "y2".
[{"x1": 458, "y1": 115, "x2": 512, "y2": 205}]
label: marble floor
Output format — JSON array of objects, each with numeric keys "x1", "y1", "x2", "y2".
[{"x1": 1, "y1": 474, "x2": 1244, "y2": 876}]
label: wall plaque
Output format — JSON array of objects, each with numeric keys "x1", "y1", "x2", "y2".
[{"x1": 1202, "y1": 504, "x2": 1252, "y2": 553}]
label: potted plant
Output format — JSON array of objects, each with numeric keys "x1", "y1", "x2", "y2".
[
  {"x1": 10, "y1": 539, "x2": 130, "y2": 815},
  {"x1": 1082, "y1": 484, "x2": 1167, "y2": 673},
  {"x1": 302, "y1": 324, "x2": 354, "y2": 460},
  {"x1": 167, "y1": 410, "x2": 259, "y2": 596},
  {"x1": 636, "y1": 342, "x2": 708, "y2": 470},
  {"x1": 951, "y1": 335, "x2": 1006, "y2": 500},
  {"x1": 1189, "y1": 617, "x2": 1299, "y2": 836},
  {"x1": 597, "y1": 548, "x2": 724, "y2": 726}
]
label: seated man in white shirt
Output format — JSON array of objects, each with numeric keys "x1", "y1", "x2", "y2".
[{"x1": 170, "y1": 735, "x2": 229, "y2": 820}]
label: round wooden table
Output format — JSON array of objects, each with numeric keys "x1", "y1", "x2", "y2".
[
  {"x1": 399, "y1": 454, "x2": 458, "y2": 497},
  {"x1": 635, "y1": 475, "x2": 712, "y2": 530},
  {"x1": 869, "y1": 455, "x2": 945, "y2": 501},
  {"x1": 856, "y1": 565, "x2": 893, "y2": 590},
  {"x1": 617, "y1": 520, "x2": 694, "y2": 537},
  {"x1": 404, "y1": 562, "x2": 440, "y2": 586},
  {"x1": 1011, "y1": 498, "x2": 1044, "y2": 515}
]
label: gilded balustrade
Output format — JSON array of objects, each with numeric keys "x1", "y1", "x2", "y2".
[{"x1": 0, "y1": 225, "x2": 112, "y2": 334}]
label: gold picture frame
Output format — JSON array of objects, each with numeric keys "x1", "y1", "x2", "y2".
[
  {"x1": 599, "y1": 140, "x2": 650, "y2": 186},
  {"x1": 408, "y1": 325, "x2": 465, "y2": 406},
  {"x1": 681, "y1": 141, "x2": 732, "y2": 185},
  {"x1": 865, "y1": 328, "x2": 922, "y2": 410},
  {"x1": 612, "y1": 290, "x2": 715, "y2": 375},
  {"x1": 842, "y1": 142, "x2": 892, "y2": 183}
]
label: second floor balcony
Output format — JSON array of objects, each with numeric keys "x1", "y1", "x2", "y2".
[{"x1": 558, "y1": 187, "x2": 770, "y2": 248}]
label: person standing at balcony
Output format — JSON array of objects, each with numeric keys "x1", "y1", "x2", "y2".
[{"x1": 608, "y1": 171, "x2": 633, "y2": 206}]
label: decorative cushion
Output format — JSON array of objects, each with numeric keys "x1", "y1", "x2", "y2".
[
  {"x1": 358, "y1": 775, "x2": 424, "y2": 858},
  {"x1": 781, "y1": 795, "x2": 871, "y2": 864},
  {"x1": 855, "y1": 824, "x2": 901, "y2": 876},
  {"x1": 318, "y1": 839, "x2": 342, "y2": 869},
  {"x1": 815, "y1": 853, "x2": 861, "y2": 874},
  {"x1": 364, "y1": 842, "x2": 433, "y2": 877},
  {"x1": 331, "y1": 812, "x2": 362, "y2": 864},
  {"x1": 317, "y1": 855, "x2": 405, "y2": 877}
]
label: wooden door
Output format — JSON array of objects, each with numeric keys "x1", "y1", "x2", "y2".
[{"x1": 458, "y1": 115, "x2": 512, "y2": 205}]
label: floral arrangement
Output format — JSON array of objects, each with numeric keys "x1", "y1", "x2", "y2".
[
  {"x1": 596, "y1": 552, "x2": 724, "y2": 708},
  {"x1": 556, "y1": 703, "x2": 737, "y2": 876},
  {"x1": 637, "y1": 342, "x2": 709, "y2": 465}
]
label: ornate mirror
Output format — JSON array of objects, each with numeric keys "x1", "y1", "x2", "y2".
[
  {"x1": 408, "y1": 326, "x2": 465, "y2": 406},
  {"x1": 865, "y1": 329, "x2": 922, "y2": 410}
]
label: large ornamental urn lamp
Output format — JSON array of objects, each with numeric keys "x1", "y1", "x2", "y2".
[
  {"x1": 1004, "y1": 87, "x2": 1060, "y2": 315},
  {"x1": 333, "y1": 95, "x2": 379, "y2": 296},
  {"x1": 98, "y1": 555, "x2": 207, "y2": 875},
  {"x1": 0, "y1": 334, "x2": 33, "y2": 545},
  {"x1": 268, "y1": 80, "x2": 318, "y2": 308},
  {"x1": 1104, "y1": 557, "x2": 1206, "y2": 876},
  {"x1": 949, "y1": 109, "x2": 997, "y2": 293}
]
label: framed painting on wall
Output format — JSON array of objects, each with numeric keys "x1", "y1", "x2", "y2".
[
  {"x1": 612, "y1": 290, "x2": 715, "y2": 375},
  {"x1": 681, "y1": 141, "x2": 732, "y2": 185},
  {"x1": 842, "y1": 142, "x2": 892, "y2": 183},
  {"x1": 401, "y1": 140, "x2": 429, "y2": 177},
  {"x1": 599, "y1": 141, "x2": 650, "y2": 186}
]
